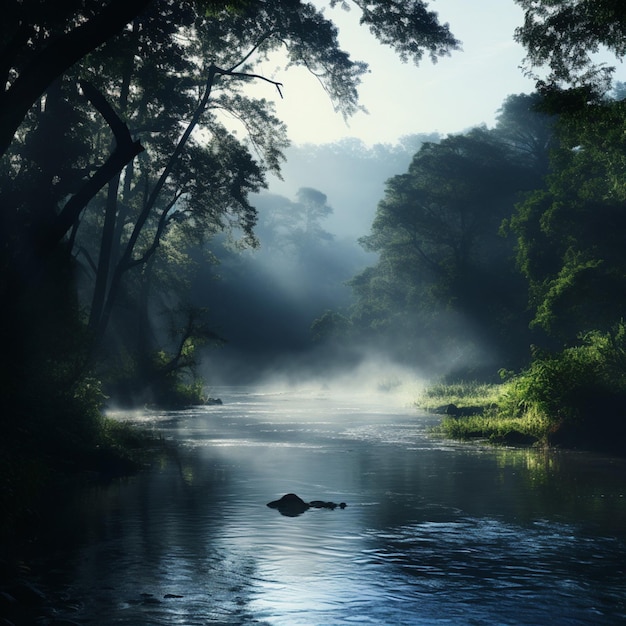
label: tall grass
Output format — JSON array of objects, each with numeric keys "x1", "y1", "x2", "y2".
[
  {"x1": 438, "y1": 406, "x2": 551, "y2": 443},
  {"x1": 416, "y1": 380, "x2": 505, "y2": 411},
  {"x1": 421, "y1": 323, "x2": 626, "y2": 452}
]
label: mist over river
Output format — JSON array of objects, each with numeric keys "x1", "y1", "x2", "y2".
[{"x1": 32, "y1": 387, "x2": 626, "y2": 625}]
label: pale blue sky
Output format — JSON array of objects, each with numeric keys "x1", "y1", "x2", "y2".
[{"x1": 253, "y1": 0, "x2": 625, "y2": 146}]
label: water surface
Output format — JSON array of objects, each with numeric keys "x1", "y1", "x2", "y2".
[{"x1": 37, "y1": 387, "x2": 626, "y2": 624}]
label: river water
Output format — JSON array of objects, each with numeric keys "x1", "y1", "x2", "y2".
[{"x1": 36, "y1": 386, "x2": 626, "y2": 625}]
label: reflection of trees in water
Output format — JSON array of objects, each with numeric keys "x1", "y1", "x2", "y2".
[
  {"x1": 347, "y1": 440, "x2": 626, "y2": 533},
  {"x1": 30, "y1": 402, "x2": 626, "y2": 623},
  {"x1": 493, "y1": 447, "x2": 626, "y2": 532},
  {"x1": 41, "y1": 446, "x2": 262, "y2": 623}
]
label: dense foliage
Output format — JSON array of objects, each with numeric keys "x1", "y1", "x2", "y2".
[
  {"x1": 4, "y1": 0, "x2": 626, "y2": 482},
  {"x1": 310, "y1": 4, "x2": 626, "y2": 452},
  {"x1": 514, "y1": 0, "x2": 626, "y2": 88},
  {"x1": 0, "y1": 0, "x2": 460, "y2": 499},
  {"x1": 319, "y1": 94, "x2": 554, "y2": 377},
  {"x1": 320, "y1": 83, "x2": 626, "y2": 450},
  {"x1": 510, "y1": 90, "x2": 626, "y2": 342}
]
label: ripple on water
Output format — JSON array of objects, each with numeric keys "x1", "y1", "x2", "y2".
[
  {"x1": 239, "y1": 514, "x2": 625, "y2": 625},
  {"x1": 51, "y1": 393, "x2": 626, "y2": 625},
  {"x1": 344, "y1": 517, "x2": 626, "y2": 624}
]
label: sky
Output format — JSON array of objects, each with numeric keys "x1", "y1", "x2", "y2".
[
  {"x1": 245, "y1": 0, "x2": 543, "y2": 236},
  {"x1": 247, "y1": 0, "x2": 626, "y2": 147},
  {"x1": 261, "y1": 0, "x2": 539, "y2": 146}
]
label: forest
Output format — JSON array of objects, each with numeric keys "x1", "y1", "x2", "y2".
[
  {"x1": 2, "y1": 0, "x2": 626, "y2": 535},
  {"x1": 315, "y1": 84, "x2": 626, "y2": 452}
]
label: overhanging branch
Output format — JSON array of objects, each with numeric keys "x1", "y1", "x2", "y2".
[
  {"x1": 216, "y1": 67, "x2": 284, "y2": 98},
  {"x1": 45, "y1": 83, "x2": 143, "y2": 252}
]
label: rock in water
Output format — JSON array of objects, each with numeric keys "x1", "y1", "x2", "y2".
[
  {"x1": 267, "y1": 493, "x2": 347, "y2": 516},
  {"x1": 267, "y1": 493, "x2": 310, "y2": 516}
]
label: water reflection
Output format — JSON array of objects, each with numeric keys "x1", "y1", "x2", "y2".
[{"x1": 34, "y1": 388, "x2": 626, "y2": 624}]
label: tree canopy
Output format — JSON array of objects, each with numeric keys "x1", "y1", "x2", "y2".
[
  {"x1": 327, "y1": 94, "x2": 555, "y2": 376},
  {"x1": 510, "y1": 91, "x2": 626, "y2": 342},
  {"x1": 514, "y1": 0, "x2": 626, "y2": 87}
]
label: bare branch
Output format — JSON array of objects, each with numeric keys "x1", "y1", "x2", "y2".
[
  {"x1": 226, "y1": 30, "x2": 277, "y2": 73},
  {"x1": 216, "y1": 66, "x2": 284, "y2": 97}
]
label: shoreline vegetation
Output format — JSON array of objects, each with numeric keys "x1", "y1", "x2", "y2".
[
  {"x1": 0, "y1": 416, "x2": 173, "y2": 550},
  {"x1": 418, "y1": 326, "x2": 626, "y2": 457},
  {"x1": 418, "y1": 376, "x2": 626, "y2": 456},
  {"x1": 0, "y1": 417, "x2": 169, "y2": 623},
  {"x1": 417, "y1": 380, "x2": 550, "y2": 447},
  {"x1": 1, "y1": 383, "x2": 224, "y2": 544}
]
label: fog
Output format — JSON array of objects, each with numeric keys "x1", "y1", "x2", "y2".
[
  {"x1": 194, "y1": 136, "x2": 437, "y2": 386},
  {"x1": 265, "y1": 135, "x2": 439, "y2": 239},
  {"x1": 192, "y1": 127, "x2": 520, "y2": 389}
]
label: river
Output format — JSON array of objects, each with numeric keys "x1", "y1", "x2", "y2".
[{"x1": 32, "y1": 386, "x2": 626, "y2": 625}]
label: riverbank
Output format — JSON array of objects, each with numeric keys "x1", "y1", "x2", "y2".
[
  {"x1": 416, "y1": 381, "x2": 543, "y2": 446},
  {"x1": 0, "y1": 417, "x2": 169, "y2": 551},
  {"x1": 417, "y1": 380, "x2": 626, "y2": 455}
]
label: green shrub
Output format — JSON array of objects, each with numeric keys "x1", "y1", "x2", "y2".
[
  {"x1": 499, "y1": 323, "x2": 626, "y2": 449},
  {"x1": 422, "y1": 324, "x2": 626, "y2": 452}
]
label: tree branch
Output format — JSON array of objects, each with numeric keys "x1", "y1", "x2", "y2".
[
  {"x1": 79, "y1": 80, "x2": 134, "y2": 146},
  {"x1": 216, "y1": 67, "x2": 284, "y2": 98},
  {"x1": 0, "y1": 0, "x2": 154, "y2": 157},
  {"x1": 44, "y1": 83, "x2": 143, "y2": 252},
  {"x1": 226, "y1": 30, "x2": 277, "y2": 73},
  {"x1": 126, "y1": 190, "x2": 184, "y2": 271}
]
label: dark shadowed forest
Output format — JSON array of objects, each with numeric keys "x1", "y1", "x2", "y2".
[{"x1": 3, "y1": 0, "x2": 626, "y2": 559}]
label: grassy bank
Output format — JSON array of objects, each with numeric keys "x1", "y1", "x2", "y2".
[
  {"x1": 417, "y1": 380, "x2": 551, "y2": 447},
  {"x1": 419, "y1": 376, "x2": 626, "y2": 454},
  {"x1": 418, "y1": 327, "x2": 626, "y2": 455}
]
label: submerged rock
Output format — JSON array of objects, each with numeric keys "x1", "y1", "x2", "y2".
[
  {"x1": 267, "y1": 493, "x2": 347, "y2": 517},
  {"x1": 267, "y1": 493, "x2": 309, "y2": 516}
]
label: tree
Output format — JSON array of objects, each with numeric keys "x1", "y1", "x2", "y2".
[
  {"x1": 0, "y1": 0, "x2": 157, "y2": 157},
  {"x1": 0, "y1": 0, "x2": 461, "y2": 427},
  {"x1": 191, "y1": 184, "x2": 366, "y2": 380},
  {"x1": 1, "y1": 5, "x2": 276, "y2": 407},
  {"x1": 1, "y1": 1, "x2": 459, "y2": 157},
  {"x1": 493, "y1": 92, "x2": 555, "y2": 175},
  {"x1": 258, "y1": 187, "x2": 333, "y2": 259},
  {"x1": 510, "y1": 92, "x2": 626, "y2": 343},
  {"x1": 2, "y1": 0, "x2": 460, "y2": 310},
  {"x1": 333, "y1": 0, "x2": 459, "y2": 64},
  {"x1": 342, "y1": 95, "x2": 555, "y2": 374},
  {"x1": 514, "y1": 0, "x2": 626, "y2": 88}
]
